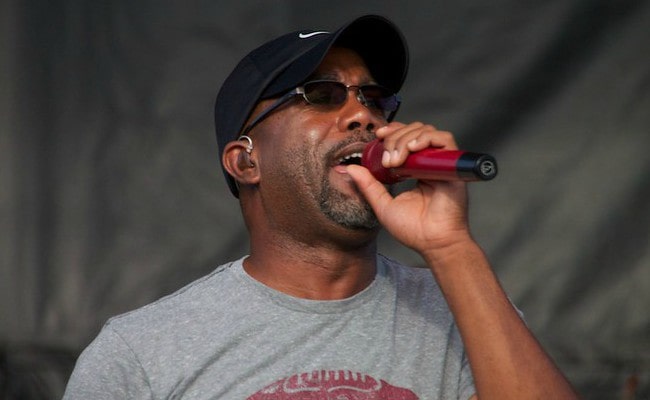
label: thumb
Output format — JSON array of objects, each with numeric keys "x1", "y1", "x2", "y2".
[{"x1": 346, "y1": 165, "x2": 393, "y2": 216}]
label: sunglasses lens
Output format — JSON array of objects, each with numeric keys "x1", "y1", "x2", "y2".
[
  {"x1": 303, "y1": 82, "x2": 347, "y2": 105},
  {"x1": 302, "y1": 81, "x2": 400, "y2": 119},
  {"x1": 360, "y1": 86, "x2": 398, "y2": 113}
]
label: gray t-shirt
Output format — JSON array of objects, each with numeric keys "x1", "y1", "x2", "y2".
[{"x1": 63, "y1": 255, "x2": 476, "y2": 399}]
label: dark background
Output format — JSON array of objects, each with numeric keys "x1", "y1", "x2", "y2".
[{"x1": 1, "y1": 1, "x2": 648, "y2": 399}]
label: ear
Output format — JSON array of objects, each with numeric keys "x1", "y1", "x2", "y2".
[{"x1": 222, "y1": 140, "x2": 260, "y2": 188}]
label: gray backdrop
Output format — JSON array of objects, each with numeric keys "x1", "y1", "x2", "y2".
[{"x1": 1, "y1": 1, "x2": 649, "y2": 399}]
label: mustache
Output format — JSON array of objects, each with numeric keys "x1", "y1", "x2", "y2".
[{"x1": 325, "y1": 130, "x2": 376, "y2": 159}]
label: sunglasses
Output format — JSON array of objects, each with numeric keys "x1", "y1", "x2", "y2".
[{"x1": 242, "y1": 80, "x2": 401, "y2": 135}]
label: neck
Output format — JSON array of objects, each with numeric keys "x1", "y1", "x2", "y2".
[{"x1": 244, "y1": 230, "x2": 378, "y2": 300}]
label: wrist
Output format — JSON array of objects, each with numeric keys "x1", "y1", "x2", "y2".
[{"x1": 420, "y1": 233, "x2": 483, "y2": 270}]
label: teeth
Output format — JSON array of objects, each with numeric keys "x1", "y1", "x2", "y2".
[{"x1": 340, "y1": 152, "x2": 362, "y2": 162}]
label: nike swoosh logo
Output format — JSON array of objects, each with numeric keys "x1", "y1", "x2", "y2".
[{"x1": 298, "y1": 31, "x2": 329, "y2": 39}]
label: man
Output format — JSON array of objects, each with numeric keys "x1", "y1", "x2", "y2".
[{"x1": 64, "y1": 15, "x2": 578, "y2": 399}]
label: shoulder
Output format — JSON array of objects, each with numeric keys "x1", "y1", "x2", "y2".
[
  {"x1": 105, "y1": 259, "x2": 244, "y2": 339},
  {"x1": 65, "y1": 259, "x2": 252, "y2": 397}
]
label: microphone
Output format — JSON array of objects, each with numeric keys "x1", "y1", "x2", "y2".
[{"x1": 361, "y1": 139, "x2": 498, "y2": 184}]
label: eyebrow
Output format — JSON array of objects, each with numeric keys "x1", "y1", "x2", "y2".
[{"x1": 309, "y1": 72, "x2": 339, "y2": 81}]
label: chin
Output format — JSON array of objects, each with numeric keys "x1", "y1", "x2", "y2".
[
  {"x1": 317, "y1": 174, "x2": 379, "y2": 230},
  {"x1": 321, "y1": 196, "x2": 379, "y2": 231}
]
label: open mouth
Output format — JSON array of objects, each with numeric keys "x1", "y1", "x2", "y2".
[{"x1": 337, "y1": 152, "x2": 363, "y2": 166}]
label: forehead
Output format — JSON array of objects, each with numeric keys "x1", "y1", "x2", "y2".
[{"x1": 310, "y1": 47, "x2": 375, "y2": 82}]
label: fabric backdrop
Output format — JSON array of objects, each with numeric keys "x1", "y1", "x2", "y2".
[{"x1": 1, "y1": 1, "x2": 648, "y2": 399}]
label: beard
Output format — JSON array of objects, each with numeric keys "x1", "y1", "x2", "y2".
[
  {"x1": 281, "y1": 130, "x2": 379, "y2": 230},
  {"x1": 316, "y1": 132, "x2": 380, "y2": 230},
  {"x1": 317, "y1": 176, "x2": 380, "y2": 230}
]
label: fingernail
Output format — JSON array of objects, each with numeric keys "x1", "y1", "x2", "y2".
[
  {"x1": 382, "y1": 150, "x2": 391, "y2": 166},
  {"x1": 392, "y1": 150, "x2": 399, "y2": 162}
]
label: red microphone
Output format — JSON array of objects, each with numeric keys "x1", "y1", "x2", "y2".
[{"x1": 361, "y1": 139, "x2": 498, "y2": 184}]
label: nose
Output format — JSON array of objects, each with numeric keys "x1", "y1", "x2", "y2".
[{"x1": 337, "y1": 87, "x2": 385, "y2": 133}]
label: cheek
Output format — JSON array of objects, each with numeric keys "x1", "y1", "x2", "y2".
[
  {"x1": 259, "y1": 111, "x2": 337, "y2": 180},
  {"x1": 275, "y1": 118, "x2": 332, "y2": 164},
  {"x1": 258, "y1": 134, "x2": 313, "y2": 187}
]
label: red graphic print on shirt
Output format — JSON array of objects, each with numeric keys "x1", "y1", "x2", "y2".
[{"x1": 248, "y1": 370, "x2": 419, "y2": 399}]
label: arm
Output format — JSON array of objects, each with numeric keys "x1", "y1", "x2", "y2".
[
  {"x1": 347, "y1": 122, "x2": 579, "y2": 399},
  {"x1": 422, "y1": 235, "x2": 577, "y2": 399}
]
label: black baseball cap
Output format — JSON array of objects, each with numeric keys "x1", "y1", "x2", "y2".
[{"x1": 214, "y1": 15, "x2": 409, "y2": 197}]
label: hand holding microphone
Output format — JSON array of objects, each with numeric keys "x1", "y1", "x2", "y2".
[{"x1": 361, "y1": 138, "x2": 498, "y2": 184}]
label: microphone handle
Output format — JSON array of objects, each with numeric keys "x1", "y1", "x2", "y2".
[{"x1": 361, "y1": 139, "x2": 498, "y2": 184}]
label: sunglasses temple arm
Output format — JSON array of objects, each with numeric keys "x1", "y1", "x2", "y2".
[{"x1": 241, "y1": 90, "x2": 299, "y2": 135}]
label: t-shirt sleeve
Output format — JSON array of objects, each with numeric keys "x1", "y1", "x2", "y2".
[
  {"x1": 62, "y1": 324, "x2": 153, "y2": 400},
  {"x1": 459, "y1": 348, "x2": 476, "y2": 400}
]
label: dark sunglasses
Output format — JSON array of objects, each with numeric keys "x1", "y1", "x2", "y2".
[{"x1": 241, "y1": 80, "x2": 401, "y2": 135}]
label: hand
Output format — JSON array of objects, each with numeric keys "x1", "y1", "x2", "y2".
[{"x1": 347, "y1": 122, "x2": 473, "y2": 256}]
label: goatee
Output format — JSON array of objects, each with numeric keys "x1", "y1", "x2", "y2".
[{"x1": 318, "y1": 175, "x2": 379, "y2": 230}]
